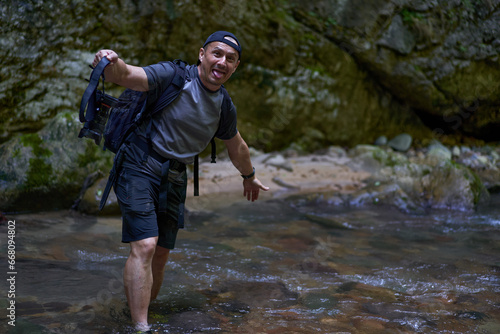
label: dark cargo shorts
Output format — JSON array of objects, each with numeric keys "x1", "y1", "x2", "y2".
[{"x1": 114, "y1": 161, "x2": 187, "y2": 249}]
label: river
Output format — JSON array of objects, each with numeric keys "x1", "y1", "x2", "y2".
[{"x1": 1, "y1": 193, "x2": 499, "y2": 333}]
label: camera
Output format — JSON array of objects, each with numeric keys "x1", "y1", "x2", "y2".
[{"x1": 78, "y1": 91, "x2": 118, "y2": 145}]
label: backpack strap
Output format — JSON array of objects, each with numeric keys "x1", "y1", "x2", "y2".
[
  {"x1": 193, "y1": 154, "x2": 200, "y2": 196},
  {"x1": 139, "y1": 60, "x2": 185, "y2": 152},
  {"x1": 193, "y1": 86, "x2": 230, "y2": 195},
  {"x1": 150, "y1": 59, "x2": 187, "y2": 113}
]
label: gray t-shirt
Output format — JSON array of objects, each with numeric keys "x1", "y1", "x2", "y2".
[{"x1": 124, "y1": 62, "x2": 238, "y2": 176}]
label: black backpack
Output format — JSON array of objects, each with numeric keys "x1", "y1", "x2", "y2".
[
  {"x1": 78, "y1": 57, "x2": 223, "y2": 209},
  {"x1": 79, "y1": 57, "x2": 192, "y2": 153}
]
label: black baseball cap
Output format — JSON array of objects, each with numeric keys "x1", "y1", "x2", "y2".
[{"x1": 203, "y1": 31, "x2": 242, "y2": 59}]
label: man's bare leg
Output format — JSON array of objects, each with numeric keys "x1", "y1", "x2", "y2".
[
  {"x1": 124, "y1": 237, "x2": 158, "y2": 330},
  {"x1": 150, "y1": 245, "x2": 170, "y2": 301}
]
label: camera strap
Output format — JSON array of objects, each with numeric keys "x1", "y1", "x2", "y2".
[{"x1": 79, "y1": 57, "x2": 110, "y2": 124}]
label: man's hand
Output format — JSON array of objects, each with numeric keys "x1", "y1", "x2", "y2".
[
  {"x1": 243, "y1": 177, "x2": 269, "y2": 202},
  {"x1": 223, "y1": 132, "x2": 269, "y2": 202},
  {"x1": 90, "y1": 49, "x2": 148, "y2": 91},
  {"x1": 92, "y1": 49, "x2": 119, "y2": 68}
]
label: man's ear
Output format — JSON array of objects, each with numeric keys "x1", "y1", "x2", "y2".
[{"x1": 198, "y1": 47, "x2": 205, "y2": 63}]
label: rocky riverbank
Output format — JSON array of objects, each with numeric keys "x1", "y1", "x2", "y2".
[
  {"x1": 1, "y1": 111, "x2": 496, "y2": 215},
  {"x1": 75, "y1": 135, "x2": 499, "y2": 216}
]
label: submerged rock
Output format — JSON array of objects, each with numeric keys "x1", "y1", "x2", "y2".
[
  {"x1": 305, "y1": 214, "x2": 352, "y2": 229},
  {"x1": 207, "y1": 281, "x2": 299, "y2": 309},
  {"x1": 347, "y1": 182, "x2": 422, "y2": 214},
  {"x1": 300, "y1": 292, "x2": 338, "y2": 310},
  {"x1": 338, "y1": 282, "x2": 397, "y2": 303},
  {"x1": 166, "y1": 310, "x2": 219, "y2": 333}
]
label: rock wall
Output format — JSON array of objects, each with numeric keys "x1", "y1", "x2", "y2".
[{"x1": 291, "y1": 0, "x2": 500, "y2": 141}]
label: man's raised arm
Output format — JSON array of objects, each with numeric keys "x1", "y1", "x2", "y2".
[{"x1": 92, "y1": 50, "x2": 149, "y2": 92}]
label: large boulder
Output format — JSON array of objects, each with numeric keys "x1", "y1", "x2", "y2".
[
  {"x1": 0, "y1": 112, "x2": 113, "y2": 212},
  {"x1": 346, "y1": 145, "x2": 489, "y2": 212}
]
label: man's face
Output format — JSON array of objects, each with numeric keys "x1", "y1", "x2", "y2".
[{"x1": 198, "y1": 41, "x2": 240, "y2": 91}]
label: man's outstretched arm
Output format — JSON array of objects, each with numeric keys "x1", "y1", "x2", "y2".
[
  {"x1": 224, "y1": 132, "x2": 269, "y2": 201},
  {"x1": 92, "y1": 49, "x2": 149, "y2": 92}
]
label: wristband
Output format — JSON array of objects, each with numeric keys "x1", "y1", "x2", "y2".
[{"x1": 241, "y1": 167, "x2": 255, "y2": 179}]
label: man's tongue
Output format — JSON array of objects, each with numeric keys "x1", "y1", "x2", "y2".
[{"x1": 212, "y1": 69, "x2": 223, "y2": 79}]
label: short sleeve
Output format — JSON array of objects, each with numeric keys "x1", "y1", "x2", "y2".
[{"x1": 143, "y1": 62, "x2": 176, "y2": 106}]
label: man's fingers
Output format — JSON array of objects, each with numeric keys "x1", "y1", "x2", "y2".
[
  {"x1": 92, "y1": 50, "x2": 118, "y2": 67},
  {"x1": 243, "y1": 178, "x2": 269, "y2": 201}
]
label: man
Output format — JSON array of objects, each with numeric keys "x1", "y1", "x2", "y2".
[{"x1": 92, "y1": 31, "x2": 269, "y2": 333}]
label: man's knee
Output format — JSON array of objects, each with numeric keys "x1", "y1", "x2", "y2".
[{"x1": 130, "y1": 237, "x2": 158, "y2": 260}]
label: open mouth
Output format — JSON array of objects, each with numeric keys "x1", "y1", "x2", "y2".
[{"x1": 212, "y1": 68, "x2": 225, "y2": 79}]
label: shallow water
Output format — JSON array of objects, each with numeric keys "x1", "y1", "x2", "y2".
[{"x1": 1, "y1": 193, "x2": 500, "y2": 333}]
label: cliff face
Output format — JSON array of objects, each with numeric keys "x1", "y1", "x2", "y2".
[
  {"x1": 290, "y1": 0, "x2": 500, "y2": 142},
  {"x1": 1, "y1": 0, "x2": 499, "y2": 211},
  {"x1": 2, "y1": 0, "x2": 499, "y2": 146}
]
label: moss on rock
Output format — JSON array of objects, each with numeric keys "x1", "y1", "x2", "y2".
[{"x1": 25, "y1": 157, "x2": 53, "y2": 190}]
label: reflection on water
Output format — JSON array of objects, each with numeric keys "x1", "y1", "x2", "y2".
[{"x1": 1, "y1": 194, "x2": 500, "y2": 333}]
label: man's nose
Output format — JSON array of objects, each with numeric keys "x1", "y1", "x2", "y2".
[{"x1": 217, "y1": 56, "x2": 227, "y2": 68}]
